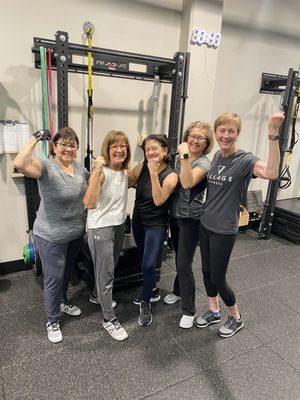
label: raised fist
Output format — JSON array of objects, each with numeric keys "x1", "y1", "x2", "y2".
[{"x1": 33, "y1": 129, "x2": 51, "y2": 141}]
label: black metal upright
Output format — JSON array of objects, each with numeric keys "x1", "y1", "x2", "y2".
[
  {"x1": 258, "y1": 68, "x2": 299, "y2": 239},
  {"x1": 168, "y1": 52, "x2": 185, "y2": 166},
  {"x1": 55, "y1": 31, "x2": 69, "y2": 128}
]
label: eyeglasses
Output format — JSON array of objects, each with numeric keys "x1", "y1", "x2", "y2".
[
  {"x1": 57, "y1": 142, "x2": 78, "y2": 150},
  {"x1": 188, "y1": 135, "x2": 207, "y2": 142},
  {"x1": 110, "y1": 144, "x2": 128, "y2": 150}
]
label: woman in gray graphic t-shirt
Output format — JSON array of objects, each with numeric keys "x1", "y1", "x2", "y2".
[
  {"x1": 196, "y1": 112, "x2": 285, "y2": 338},
  {"x1": 14, "y1": 127, "x2": 89, "y2": 344}
]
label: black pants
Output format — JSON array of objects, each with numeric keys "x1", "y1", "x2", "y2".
[
  {"x1": 169, "y1": 217, "x2": 180, "y2": 296},
  {"x1": 170, "y1": 217, "x2": 200, "y2": 316},
  {"x1": 198, "y1": 222, "x2": 237, "y2": 307}
]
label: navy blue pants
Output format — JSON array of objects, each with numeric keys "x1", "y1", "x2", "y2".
[
  {"x1": 132, "y1": 219, "x2": 166, "y2": 303},
  {"x1": 34, "y1": 235, "x2": 83, "y2": 323}
]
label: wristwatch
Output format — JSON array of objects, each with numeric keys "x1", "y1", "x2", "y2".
[
  {"x1": 268, "y1": 134, "x2": 280, "y2": 141},
  {"x1": 180, "y1": 153, "x2": 189, "y2": 160}
]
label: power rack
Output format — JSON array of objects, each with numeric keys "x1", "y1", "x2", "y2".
[
  {"x1": 258, "y1": 68, "x2": 300, "y2": 239},
  {"x1": 26, "y1": 30, "x2": 190, "y2": 230}
]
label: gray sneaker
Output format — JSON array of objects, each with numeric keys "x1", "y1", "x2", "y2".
[
  {"x1": 89, "y1": 293, "x2": 117, "y2": 308},
  {"x1": 196, "y1": 310, "x2": 221, "y2": 328},
  {"x1": 138, "y1": 301, "x2": 152, "y2": 326},
  {"x1": 218, "y1": 315, "x2": 244, "y2": 338},
  {"x1": 60, "y1": 302, "x2": 81, "y2": 316},
  {"x1": 133, "y1": 288, "x2": 160, "y2": 306}
]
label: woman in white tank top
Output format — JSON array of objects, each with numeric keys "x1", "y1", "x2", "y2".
[{"x1": 84, "y1": 130, "x2": 131, "y2": 341}]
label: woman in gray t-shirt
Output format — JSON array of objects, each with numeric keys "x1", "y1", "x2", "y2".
[
  {"x1": 196, "y1": 112, "x2": 285, "y2": 338},
  {"x1": 164, "y1": 121, "x2": 214, "y2": 329},
  {"x1": 14, "y1": 127, "x2": 89, "y2": 344}
]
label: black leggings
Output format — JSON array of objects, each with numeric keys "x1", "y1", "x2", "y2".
[{"x1": 198, "y1": 222, "x2": 237, "y2": 307}]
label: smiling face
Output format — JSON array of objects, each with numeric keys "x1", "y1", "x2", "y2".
[
  {"x1": 187, "y1": 127, "x2": 209, "y2": 156},
  {"x1": 53, "y1": 140, "x2": 78, "y2": 164},
  {"x1": 144, "y1": 139, "x2": 168, "y2": 163},
  {"x1": 108, "y1": 139, "x2": 128, "y2": 170},
  {"x1": 215, "y1": 123, "x2": 239, "y2": 156}
]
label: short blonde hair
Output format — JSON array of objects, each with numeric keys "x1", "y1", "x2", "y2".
[
  {"x1": 183, "y1": 121, "x2": 214, "y2": 154},
  {"x1": 101, "y1": 130, "x2": 131, "y2": 170},
  {"x1": 214, "y1": 112, "x2": 242, "y2": 134}
]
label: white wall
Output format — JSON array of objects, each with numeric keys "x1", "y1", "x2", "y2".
[
  {"x1": 212, "y1": 0, "x2": 300, "y2": 199},
  {"x1": 1, "y1": 0, "x2": 300, "y2": 263},
  {"x1": 0, "y1": 0, "x2": 182, "y2": 262}
]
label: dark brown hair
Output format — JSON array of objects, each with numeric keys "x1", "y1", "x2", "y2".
[
  {"x1": 50, "y1": 127, "x2": 79, "y2": 157},
  {"x1": 141, "y1": 134, "x2": 171, "y2": 163}
]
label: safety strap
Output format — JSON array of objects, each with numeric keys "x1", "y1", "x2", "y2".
[{"x1": 151, "y1": 75, "x2": 161, "y2": 134}]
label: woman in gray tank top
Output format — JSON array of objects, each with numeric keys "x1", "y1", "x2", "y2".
[
  {"x1": 163, "y1": 121, "x2": 214, "y2": 329},
  {"x1": 14, "y1": 127, "x2": 89, "y2": 344},
  {"x1": 196, "y1": 112, "x2": 285, "y2": 338},
  {"x1": 84, "y1": 130, "x2": 131, "y2": 341}
]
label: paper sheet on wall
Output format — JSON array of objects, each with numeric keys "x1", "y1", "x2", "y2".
[
  {"x1": 0, "y1": 124, "x2": 4, "y2": 154},
  {"x1": 3, "y1": 123, "x2": 18, "y2": 153},
  {"x1": 16, "y1": 123, "x2": 30, "y2": 151}
]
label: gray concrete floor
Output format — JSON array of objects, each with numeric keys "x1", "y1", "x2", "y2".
[{"x1": 0, "y1": 230, "x2": 299, "y2": 400}]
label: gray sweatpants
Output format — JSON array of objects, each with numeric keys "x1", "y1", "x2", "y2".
[
  {"x1": 33, "y1": 234, "x2": 83, "y2": 323},
  {"x1": 87, "y1": 224, "x2": 125, "y2": 321}
]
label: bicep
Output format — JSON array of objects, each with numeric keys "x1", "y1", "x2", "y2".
[
  {"x1": 191, "y1": 167, "x2": 208, "y2": 185},
  {"x1": 128, "y1": 163, "x2": 142, "y2": 187},
  {"x1": 162, "y1": 173, "x2": 178, "y2": 196},
  {"x1": 253, "y1": 160, "x2": 268, "y2": 179},
  {"x1": 17, "y1": 158, "x2": 43, "y2": 179}
]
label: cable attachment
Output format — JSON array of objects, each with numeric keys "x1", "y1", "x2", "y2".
[{"x1": 83, "y1": 21, "x2": 95, "y2": 37}]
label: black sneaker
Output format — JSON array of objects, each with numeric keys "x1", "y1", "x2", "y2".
[
  {"x1": 138, "y1": 301, "x2": 152, "y2": 326},
  {"x1": 133, "y1": 288, "x2": 161, "y2": 305},
  {"x1": 196, "y1": 310, "x2": 221, "y2": 328},
  {"x1": 218, "y1": 315, "x2": 244, "y2": 338}
]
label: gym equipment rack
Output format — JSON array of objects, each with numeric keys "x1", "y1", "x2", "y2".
[{"x1": 258, "y1": 68, "x2": 300, "y2": 239}]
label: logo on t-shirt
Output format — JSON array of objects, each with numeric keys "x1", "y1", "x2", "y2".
[{"x1": 218, "y1": 165, "x2": 225, "y2": 174}]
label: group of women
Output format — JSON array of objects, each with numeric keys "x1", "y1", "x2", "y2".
[{"x1": 14, "y1": 111, "x2": 284, "y2": 343}]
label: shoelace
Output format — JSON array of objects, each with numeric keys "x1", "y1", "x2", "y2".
[
  {"x1": 224, "y1": 316, "x2": 236, "y2": 329},
  {"x1": 106, "y1": 319, "x2": 122, "y2": 332},
  {"x1": 203, "y1": 310, "x2": 215, "y2": 320},
  {"x1": 51, "y1": 322, "x2": 60, "y2": 332}
]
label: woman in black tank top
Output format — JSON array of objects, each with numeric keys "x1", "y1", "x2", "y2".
[{"x1": 128, "y1": 135, "x2": 178, "y2": 326}]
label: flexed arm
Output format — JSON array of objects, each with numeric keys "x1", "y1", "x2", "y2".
[
  {"x1": 177, "y1": 142, "x2": 208, "y2": 189},
  {"x1": 148, "y1": 159, "x2": 178, "y2": 206},
  {"x1": 13, "y1": 129, "x2": 50, "y2": 178},
  {"x1": 253, "y1": 112, "x2": 285, "y2": 180},
  {"x1": 83, "y1": 156, "x2": 105, "y2": 209}
]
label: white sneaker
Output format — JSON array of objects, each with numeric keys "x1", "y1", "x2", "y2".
[
  {"x1": 102, "y1": 318, "x2": 128, "y2": 341},
  {"x1": 60, "y1": 302, "x2": 81, "y2": 316},
  {"x1": 89, "y1": 294, "x2": 117, "y2": 308},
  {"x1": 46, "y1": 321, "x2": 62, "y2": 343},
  {"x1": 164, "y1": 293, "x2": 181, "y2": 305},
  {"x1": 179, "y1": 315, "x2": 195, "y2": 329}
]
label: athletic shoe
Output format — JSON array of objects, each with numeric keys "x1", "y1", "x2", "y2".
[
  {"x1": 196, "y1": 310, "x2": 221, "y2": 328},
  {"x1": 60, "y1": 302, "x2": 81, "y2": 316},
  {"x1": 89, "y1": 293, "x2": 117, "y2": 308},
  {"x1": 46, "y1": 321, "x2": 62, "y2": 343},
  {"x1": 164, "y1": 293, "x2": 181, "y2": 305},
  {"x1": 138, "y1": 301, "x2": 152, "y2": 326},
  {"x1": 133, "y1": 288, "x2": 161, "y2": 305},
  {"x1": 218, "y1": 315, "x2": 244, "y2": 338},
  {"x1": 102, "y1": 318, "x2": 128, "y2": 341},
  {"x1": 179, "y1": 315, "x2": 195, "y2": 329}
]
